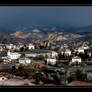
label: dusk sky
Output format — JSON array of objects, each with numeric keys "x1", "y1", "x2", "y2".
[{"x1": 0, "y1": 6, "x2": 92, "y2": 28}]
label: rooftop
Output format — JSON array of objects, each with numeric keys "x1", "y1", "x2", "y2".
[
  {"x1": 72, "y1": 56, "x2": 81, "y2": 59},
  {"x1": 68, "y1": 81, "x2": 92, "y2": 86},
  {"x1": 0, "y1": 79, "x2": 35, "y2": 86}
]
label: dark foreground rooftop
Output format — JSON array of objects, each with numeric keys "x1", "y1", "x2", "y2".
[{"x1": 0, "y1": 79, "x2": 35, "y2": 86}]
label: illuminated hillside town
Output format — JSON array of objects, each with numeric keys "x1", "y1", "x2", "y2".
[
  {"x1": 0, "y1": 6, "x2": 92, "y2": 86},
  {"x1": 0, "y1": 41, "x2": 91, "y2": 86}
]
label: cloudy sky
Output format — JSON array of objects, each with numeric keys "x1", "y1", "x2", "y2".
[{"x1": 0, "y1": 6, "x2": 92, "y2": 28}]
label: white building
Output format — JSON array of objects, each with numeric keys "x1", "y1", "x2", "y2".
[
  {"x1": 88, "y1": 53, "x2": 92, "y2": 57},
  {"x1": 16, "y1": 46, "x2": 22, "y2": 51},
  {"x1": 6, "y1": 44, "x2": 16, "y2": 50},
  {"x1": 65, "y1": 49, "x2": 71, "y2": 56},
  {"x1": 76, "y1": 47, "x2": 84, "y2": 53},
  {"x1": 19, "y1": 58, "x2": 31, "y2": 65},
  {"x1": 71, "y1": 56, "x2": 82, "y2": 64},
  {"x1": 82, "y1": 46, "x2": 89, "y2": 50},
  {"x1": 61, "y1": 49, "x2": 71, "y2": 56},
  {"x1": 28, "y1": 43, "x2": 35, "y2": 50},
  {"x1": 7, "y1": 51, "x2": 21, "y2": 60},
  {"x1": 46, "y1": 58, "x2": 56, "y2": 65},
  {"x1": 51, "y1": 51, "x2": 58, "y2": 58},
  {"x1": 82, "y1": 44, "x2": 89, "y2": 50},
  {"x1": 2, "y1": 56, "x2": 12, "y2": 64}
]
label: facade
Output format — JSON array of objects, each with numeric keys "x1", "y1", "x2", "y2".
[
  {"x1": 76, "y1": 47, "x2": 84, "y2": 53},
  {"x1": 82, "y1": 44, "x2": 89, "y2": 50},
  {"x1": 88, "y1": 53, "x2": 92, "y2": 57},
  {"x1": 2, "y1": 56, "x2": 12, "y2": 63},
  {"x1": 51, "y1": 51, "x2": 58, "y2": 58},
  {"x1": 71, "y1": 56, "x2": 82, "y2": 64},
  {"x1": 28, "y1": 43, "x2": 35, "y2": 50},
  {"x1": 46, "y1": 58, "x2": 56, "y2": 65},
  {"x1": 16, "y1": 46, "x2": 21, "y2": 51},
  {"x1": 65, "y1": 49, "x2": 71, "y2": 56},
  {"x1": 7, "y1": 51, "x2": 21, "y2": 60},
  {"x1": 6, "y1": 44, "x2": 16, "y2": 50},
  {"x1": 19, "y1": 58, "x2": 31, "y2": 65},
  {"x1": 0, "y1": 46, "x2": 3, "y2": 52}
]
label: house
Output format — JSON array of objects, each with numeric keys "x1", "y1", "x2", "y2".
[
  {"x1": 45, "y1": 53, "x2": 51, "y2": 58},
  {"x1": 64, "y1": 49, "x2": 71, "y2": 56},
  {"x1": 61, "y1": 49, "x2": 71, "y2": 56},
  {"x1": 28, "y1": 43, "x2": 35, "y2": 50},
  {"x1": 7, "y1": 51, "x2": 21, "y2": 60},
  {"x1": 0, "y1": 46, "x2": 3, "y2": 52},
  {"x1": 82, "y1": 44, "x2": 89, "y2": 50},
  {"x1": 82, "y1": 46, "x2": 89, "y2": 50},
  {"x1": 6, "y1": 44, "x2": 16, "y2": 50},
  {"x1": 51, "y1": 51, "x2": 58, "y2": 58},
  {"x1": 46, "y1": 58, "x2": 57, "y2": 65},
  {"x1": 71, "y1": 56, "x2": 82, "y2": 64},
  {"x1": 88, "y1": 53, "x2": 92, "y2": 57},
  {"x1": 75, "y1": 47, "x2": 84, "y2": 53},
  {"x1": 2, "y1": 56, "x2": 12, "y2": 64},
  {"x1": 3, "y1": 58, "x2": 11, "y2": 64},
  {"x1": 19, "y1": 58, "x2": 31, "y2": 65},
  {"x1": 16, "y1": 45, "x2": 21, "y2": 51}
]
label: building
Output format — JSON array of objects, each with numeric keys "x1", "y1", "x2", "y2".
[
  {"x1": 6, "y1": 44, "x2": 16, "y2": 50},
  {"x1": 0, "y1": 46, "x2": 4, "y2": 52},
  {"x1": 51, "y1": 51, "x2": 58, "y2": 58},
  {"x1": 82, "y1": 43, "x2": 89, "y2": 50},
  {"x1": 46, "y1": 58, "x2": 57, "y2": 65},
  {"x1": 28, "y1": 43, "x2": 35, "y2": 50},
  {"x1": 71, "y1": 56, "x2": 82, "y2": 64},
  {"x1": 7, "y1": 51, "x2": 21, "y2": 60},
  {"x1": 75, "y1": 47, "x2": 84, "y2": 53},
  {"x1": 82, "y1": 46, "x2": 89, "y2": 50},
  {"x1": 65, "y1": 49, "x2": 71, "y2": 56},
  {"x1": 19, "y1": 58, "x2": 31, "y2": 65},
  {"x1": 2, "y1": 56, "x2": 12, "y2": 64},
  {"x1": 16, "y1": 46, "x2": 21, "y2": 51}
]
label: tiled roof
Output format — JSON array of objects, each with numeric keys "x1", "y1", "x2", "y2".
[
  {"x1": 0, "y1": 79, "x2": 35, "y2": 86},
  {"x1": 68, "y1": 81, "x2": 92, "y2": 86}
]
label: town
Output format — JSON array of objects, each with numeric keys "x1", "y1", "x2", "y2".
[{"x1": 0, "y1": 40, "x2": 91, "y2": 86}]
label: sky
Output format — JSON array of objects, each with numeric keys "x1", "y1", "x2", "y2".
[{"x1": 0, "y1": 6, "x2": 92, "y2": 28}]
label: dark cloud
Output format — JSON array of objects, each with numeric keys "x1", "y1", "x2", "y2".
[{"x1": 0, "y1": 6, "x2": 92, "y2": 28}]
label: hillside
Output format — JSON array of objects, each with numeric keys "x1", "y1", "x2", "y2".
[
  {"x1": 10, "y1": 28, "x2": 82, "y2": 42},
  {"x1": 0, "y1": 24, "x2": 92, "y2": 43},
  {"x1": 0, "y1": 32, "x2": 29, "y2": 44}
]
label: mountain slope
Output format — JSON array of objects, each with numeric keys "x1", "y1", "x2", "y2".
[{"x1": 10, "y1": 29, "x2": 82, "y2": 42}]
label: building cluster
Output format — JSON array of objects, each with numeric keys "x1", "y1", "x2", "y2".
[
  {"x1": 0, "y1": 42, "x2": 91, "y2": 66},
  {"x1": 0, "y1": 41, "x2": 92, "y2": 86}
]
